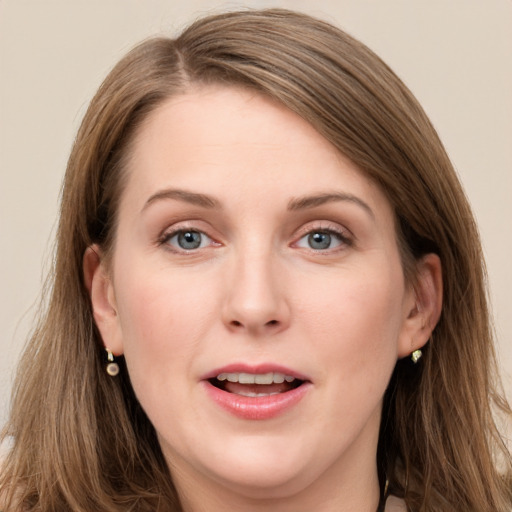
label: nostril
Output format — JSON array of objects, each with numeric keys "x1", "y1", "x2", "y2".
[{"x1": 229, "y1": 319, "x2": 279, "y2": 328}]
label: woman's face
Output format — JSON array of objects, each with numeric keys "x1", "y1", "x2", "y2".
[{"x1": 91, "y1": 86, "x2": 432, "y2": 505}]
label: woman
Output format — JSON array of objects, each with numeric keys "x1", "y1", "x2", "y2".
[{"x1": 1, "y1": 8, "x2": 510, "y2": 512}]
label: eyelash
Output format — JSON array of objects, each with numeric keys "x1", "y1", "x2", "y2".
[
  {"x1": 293, "y1": 224, "x2": 353, "y2": 252},
  {"x1": 158, "y1": 226, "x2": 218, "y2": 253},
  {"x1": 158, "y1": 223, "x2": 353, "y2": 253}
]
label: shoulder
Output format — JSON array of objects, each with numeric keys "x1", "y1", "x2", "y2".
[{"x1": 386, "y1": 495, "x2": 408, "y2": 511}]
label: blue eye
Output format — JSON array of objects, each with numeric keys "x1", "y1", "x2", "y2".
[
  {"x1": 166, "y1": 230, "x2": 211, "y2": 250},
  {"x1": 296, "y1": 230, "x2": 345, "y2": 250}
]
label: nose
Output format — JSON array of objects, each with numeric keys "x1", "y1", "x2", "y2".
[{"x1": 221, "y1": 247, "x2": 291, "y2": 336}]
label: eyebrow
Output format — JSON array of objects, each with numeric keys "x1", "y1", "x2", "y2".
[
  {"x1": 287, "y1": 192, "x2": 374, "y2": 219},
  {"x1": 142, "y1": 188, "x2": 221, "y2": 211},
  {"x1": 142, "y1": 188, "x2": 374, "y2": 219}
]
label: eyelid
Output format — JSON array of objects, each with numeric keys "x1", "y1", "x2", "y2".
[{"x1": 293, "y1": 220, "x2": 352, "y2": 239}]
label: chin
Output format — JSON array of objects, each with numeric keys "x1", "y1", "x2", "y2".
[
  {"x1": 209, "y1": 462, "x2": 313, "y2": 500},
  {"x1": 195, "y1": 435, "x2": 326, "y2": 499}
]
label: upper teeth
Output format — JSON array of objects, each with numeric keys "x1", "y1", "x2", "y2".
[{"x1": 216, "y1": 372, "x2": 296, "y2": 384}]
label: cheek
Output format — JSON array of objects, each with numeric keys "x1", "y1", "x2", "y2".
[
  {"x1": 297, "y1": 263, "x2": 405, "y2": 380},
  {"x1": 292, "y1": 264, "x2": 406, "y2": 457},
  {"x1": 112, "y1": 264, "x2": 220, "y2": 378},
  {"x1": 111, "y1": 268, "x2": 223, "y2": 435}
]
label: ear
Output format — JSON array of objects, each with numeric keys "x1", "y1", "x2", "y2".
[
  {"x1": 83, "y1": 245, "x2": 124, "y2": 355},
  {"x1": 397, "y1": 253, "x2": 443, "y2": 359}
]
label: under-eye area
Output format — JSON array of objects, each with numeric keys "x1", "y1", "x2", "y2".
[{"x1": 209, "y1": 372, "x2": 305, "y2": 397}]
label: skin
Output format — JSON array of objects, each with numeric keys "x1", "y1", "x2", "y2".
[{"x1": 86, "y1": 86, "x2": 441, "y2": 512}]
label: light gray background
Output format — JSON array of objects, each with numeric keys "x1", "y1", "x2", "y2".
[{"x1": 1, "y1": 0, "x2": 511, "y2": 426}]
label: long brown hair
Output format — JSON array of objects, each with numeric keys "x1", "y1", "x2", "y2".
[{"x1": 2, "y1": 9, "x2": 511, "y2": 511}]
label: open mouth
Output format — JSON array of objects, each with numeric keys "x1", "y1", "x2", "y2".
[{"x1": 208, "y1": 372, "x2": 304, "y2": 397}]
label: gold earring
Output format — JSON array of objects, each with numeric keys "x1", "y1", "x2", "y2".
[
  {"x1": 411, "y1": 349, "x2": 423, "y2": 364},
  {"x1": 106, "y1": 349, "x2": 120, "y2": 376}
]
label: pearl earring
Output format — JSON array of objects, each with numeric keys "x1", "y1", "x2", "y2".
[{"x1": 105, "y1": 349, "x2": 120, "y2": 376}]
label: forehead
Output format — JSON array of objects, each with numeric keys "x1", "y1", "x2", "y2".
[
  {"x1": 132, "y1": 85, "x2": 341, "y2": 164},
  {"x1": 122, "y1": 85, "x2": 392, "y2": 219}
]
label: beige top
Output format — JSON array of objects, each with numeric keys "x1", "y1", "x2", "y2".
[{"x1": 386, "y1": 495, "x2": 408, "y2": 511}]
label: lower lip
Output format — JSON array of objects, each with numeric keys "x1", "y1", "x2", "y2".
[{"x1": 202, "y1": 381, "x2": 311, "y2": 420}]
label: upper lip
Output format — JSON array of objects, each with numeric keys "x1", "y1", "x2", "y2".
[{"x1": 201, "y1": 363, "x2": 310, "y2": 382}]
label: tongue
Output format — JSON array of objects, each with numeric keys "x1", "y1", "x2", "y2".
[{"x1": 224, "y1": 381, "x2": 293, "y2": 395}]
